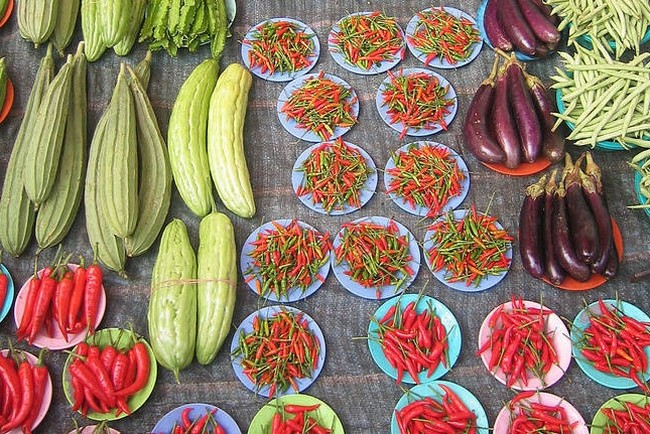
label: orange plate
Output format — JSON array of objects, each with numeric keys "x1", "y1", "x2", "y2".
[
  {"x1": 543, "y1": 218, "x2": 624, "y2": 291},
  {"x1": 0, "y1": 79, "x2": 14, "y2": 124},
  {"x1": 483, "y1": 157, "x2": 552, "y2": 176},
  {"x1": 0, "y1": 0, "x2": 13, "y2": 28}
]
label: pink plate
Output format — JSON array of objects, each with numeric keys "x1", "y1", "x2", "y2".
[
  {"x1": 478, "y1": 300, "x2": 572, "y2": 390},
  {"x1": 493, "y1": 392, "x2": 588, "y2": 434},
  {"x1": 1, "y1": 349, "x2": 53, "y2": 434},
  {"x1": 14, "y1": 264, "x2": 107, "y2": 350}
]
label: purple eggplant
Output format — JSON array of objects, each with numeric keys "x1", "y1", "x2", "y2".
[
  {"x1": 516, "y1": 0, "x2": 561, "y2": 46},
  {"x1": 519, "y1": 175, "x2": 546, "y2": 278},
  {"x1": 563, "y1": 155, "x2": 600, "y2": 265},
  {"x1": 526, "y1": 73, "x2": 565, "y2": 163},
  {"x1": 543, "y1": 170, "x2": 566, "y2": 285},
  {"x1": 492, "y1": 63, "x2": 522, "y2": 169},
  {"x1": 463, "y1": 56, "x2": 506, "y2": 164},
  {"x1": 496, "y1": 0, "x2": 539, "y2": 57},
  {"x1": 581, "y1": 153, "x2": 613, "y2": 274},
  {"x1": 484, "y1": 0, "x2": 513, "y2": 51},
  {"x1": 506, "y1": 58, "x2": 543, "y2": 163}
]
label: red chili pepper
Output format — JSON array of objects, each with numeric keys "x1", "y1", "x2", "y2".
[
  {"x1": 0, "y1": 359, "x2": 34, "y2": 432},
  {"x1": 115, "y1": 341, "x2": 150, "y2": 398},
  {"x1": 16, "y1": 265, "x2": 49, "y2": 341},
  {"x1": 28, "y1": 268, "x2": 58, "y2": 344},
  {"x1": 21, "y1": 349, "x2": 49, "y2": 434},
  {"x1": 181, "y1": 406, "x2": 193, "y2": 429},
  {"x1": 0, "y1": 270, "x2": 7, "y2": 313},
  {"x1": 84, "y1": 262, "x2": 103, "y2": 335},
  {"x1": 53, "y1": 269, "x2": 74, "y2": 341},
  {"x1": 67, "y1": 260, "x2": 87, "y2": 332}
]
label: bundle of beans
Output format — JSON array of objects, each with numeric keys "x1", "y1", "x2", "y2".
[
  {"x1": 519, "y1": 152, "x2": 618, "y2": 285},
  {"x1": 463, "y1": 53, "x2": 564, "y2": 169},
  {"x1": 483, "y1": 0, "x2": 561, "y2": 58}
]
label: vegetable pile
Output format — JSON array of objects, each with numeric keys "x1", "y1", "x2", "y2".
[
  {"x1": 504, "y1": 392, "x2": 580, "y2": 434},
  {"x1": 139, "y1": 0, "x2": 230, "y2": 59},
  {"x1": 280, "y1": 71, "x2": 358, "y2": 141},
  {"x1": 463, "y1": 53, "x2": 564, "y2": 169},
  {"x1": 16, "y1": 257, "x2": 103, "y2": 345},
  {"x1": 163, "y1": 407, "x2": 225, "y2": 434},
  {"x1": 426, "y1": 206, "x2": 512, "y2": 288},
  {"x1": 407, "y1": 7, "x2": 480, "y2": 65},
  {"x1": 599, "y1": 398, "x2": 650, "y2": 434},
  {"x1": 243, "y1": 19, "x2": 317, "y2": 75},
  {"x1": 232, "y1": 308, "x2": 321, "y2": 397},
  {"x1": 295, "y1": 138, "x2": 374, "y2": 214},
  {"x1": 394, "y1": 384, "x2": 478, "y2": 434},
  {"x1": 373, "y1": 297, "x2": 450, "y2": 384},
  {"x1": 379, "y1": 69, "x2": 455, "y2": 140},
  {"x1": 518, "y1": 152, "x2": 618, "y2": 285},
  {"x1": 329, "y1": 11, "x2": 405, "y2": 70},
  {"x1": 243, "y1": 219, "x2": 332, "y2": 300},
  {"x1": 268, "y1": 403, "x2": 332, "y2": 434},
  {"x1": 477, "y1": 298, "x2": 560, "y2": 389},
  {"x1": 334, "y1": 219, "x2": 415, "y2": 297},
  {"x1": 575, "y1": 299, "x2": 650, "y2": 392},
  {"x1": 0, "y1": 349, "x2": 49, "y2": 433},
  {"x1": 483, "y1": 0, "x2": 560, "y2": 57},
  {"x1": 67, "y1": 335, "x2": 151, "y2": 417},
  {"x1": 17, "y1": 0, "x2": 80, "y2": 54},
  {"x1": 386, "y1": 143, "x2": 466, "y2": 218}
]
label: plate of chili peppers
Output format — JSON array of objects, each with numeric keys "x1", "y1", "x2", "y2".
[
  {"x1": 0, "y1": 78, "x2": 14, "y2": 125},
  {"x1": 477, "y1": 298, "x2": 572, "y2": 391},
  {"x1": 241, "y1": 219, "x2": 332, "y2": 302},
  {"x1": 590, "y1": 393, "x2": 650, "y2": 434},
  {"x1": 331, "y1": 216, "x2": 420, "y2": 300},
  {"x1": 241, "y1": 18, "x2": 320, "y2": 82},
  {"x1": 391, "y1": 380, "x2": 489, "y2": 434},
  {"x1": 62, "y1": 327, "x2": 158, "y2": 421},
  {"x1": 327, "y1": 11, "x2": 406, "y2": 75},
  {"x1": 423, "y1": 207, "x2": 513, "y2": 292},
  {"x1": 0, "y1": 262, "x2": 14, "y2": 324},
  {"x1": 384, "y1": 141, "x2": 470, "y2": 218},
  {"x1": 151, "y1": 403, "x2": 241, "y2": 434},
  {"x1": 493, "y1": 391, "x2": 588, "y2": 434},
  {"x1": 405, "y1": 6, "x2": 483, "y2": 69},
  {"x1": 376, "y1": 68, "x2": 457, "y2": 140},
  {"x1": 230, "y1": 306, "x2": 326, "y2": 398},
  {"x1": 14, "y1": 262, "x2": 107, "y2": 350},
  {"x1": 278, "y1": 71, "x2": 359, "y2": 142},
  {"x1": 571, "y1": 299, "x2": 650, "y2": 392},
  {"x1": 0, "y1": 348, "x2": 53, "y2": 434},
  {"x1": 367, "y1": 294, "x2": 462, "y2": 384},
  {"x1": 248, "y1": 394, "x2": 344, "y2": 434},
  {"x1": 292, "y1": 138, "x2": 378, "y2": 215}
]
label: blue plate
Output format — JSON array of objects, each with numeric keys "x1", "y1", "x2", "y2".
[
  {"x1": 423, "y1": 209, "x2": 512, "y2": 292},
  {"x1": 384, "y1": 141, "x2": 470, "y2": 218},
  {"x1": 555, "y1": 85, "x2": 645, "y2": 151},
  {"x1": 376, "y1": 68, "x2": 457, "y2": 138},
  {"x1": 230, "y1": 306, "x2": 326, "y2": 398},
  {"x1": 278, "y1": 72, "x2": 359, "y2": 142},
  {"x1": 476, "y1": 0, "x2": 539, "y2": 62},
  {"x1": 331, "y1": 216, "x2": 421, "y2": 300},
  {"x1": 151, "y1": 403, "x2": 241, "y2": 434},
  {"x1": 241, "y1": 18, "x2": 320, "y2": 82},
  {"x1": 406, "y1": 7, "x2": 483, "y2": 69},
  {"x1": 292, "y1": 140, "x2": 378, "y2": 215},
  {"x1": 571, "y1": 299, "x2": 650, "y2": 390},
  {"x1": 328, "y1": 12, "x2": 406, "y2": 75},
  {"x1": 390, "y1": 381, "x2": 489, "y2": 434},
  {"x1": 633, "y1": 161, "x2": 650, "y2": 220},
  {"x1": 368, "y1": 294, "x2": 462, "y2": 384},
  {"x1": 241, "y1": 219, "x2": 331, "y2": 302},
  {"x1": 0, "y1": 264, "x2": 14, "y2": 324}
]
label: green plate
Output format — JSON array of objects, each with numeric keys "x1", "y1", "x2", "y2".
[
  {"x1": 591, "y1": 393, "x2": 650, "y2": 434},
  {"x1": 248, "y1": 394, "x2": 344, "y2": 434},
  {"x1": 62, "y1": 328, "x2": 157, "y2": 421}
]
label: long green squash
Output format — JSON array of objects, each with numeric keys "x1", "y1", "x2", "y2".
[
  {"x1": 51, "y1": 0, "x2": 80, "y2": 55},
  {"x1": 17, "y1": 0, "x2": 58, "y2": 47},
  {"x1": 148, "y1": 219, "x2": 197, "y2": 382}
]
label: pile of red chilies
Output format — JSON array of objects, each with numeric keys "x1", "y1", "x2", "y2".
[
  {"x1": 577, "y1": 299, "x2": 650, "y2": 392},
  {"x1": 477, "y1": 297, "x2": 559, "y2": 389},
  {"x1": 375, "y1": 298, "x2": 449, "y2": 384},
  {"x1": 600, "y1": 399, "x2": 650, "y2": 434},
  {"x1": 17, "y1": 257, "x2": 103, "y2": 344},
  {"x1": 394, "y1": 384, "x2": 477, "y2": 434},
  {"x1": 167, "y1": 407, "x2": 224, "y2": 434},
  {"x1": 68, "y1": 338, "x2": 151, "y2": 416},
  {"x1": 506, "y1": 392, "x2": 578, "y2": 433},
  {"x1": 270, "y1": 403, "x2": 331, "y2": 434},
  {"x1": 0, "y1": 349, "x2": 48, "y2": 434}
]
